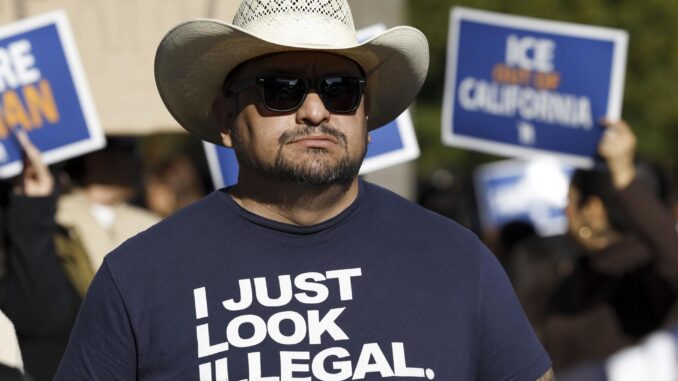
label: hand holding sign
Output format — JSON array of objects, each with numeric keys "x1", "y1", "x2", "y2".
[
  {"x1": 599, "y1": 119, "x2": 636, "y2": 189},
  {"x1": 14, "y1": 127, "x2": 54, "y2": 197}
]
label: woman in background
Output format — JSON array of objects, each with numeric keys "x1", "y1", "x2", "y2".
[{"x1": 543, "y1": 120, "x2": 678, "y2": 371}]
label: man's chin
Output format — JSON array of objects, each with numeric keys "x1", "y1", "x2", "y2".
[
  {"x1": 271, "y1": 157, "x2": 361, "y2": 186},
  {"x1": 276, "y1": 166, "x2": 357, "y2": 187}
]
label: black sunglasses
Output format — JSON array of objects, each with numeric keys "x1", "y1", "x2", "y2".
[{"x1": 224, "y1": 75, "x2": 367, "y2": 113}]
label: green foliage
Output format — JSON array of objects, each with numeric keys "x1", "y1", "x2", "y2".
[{"x1": 407, "y1": 0, "x2": 678, "y2": 177}]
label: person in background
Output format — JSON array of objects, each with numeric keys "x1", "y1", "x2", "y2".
[
  {"x1": 56, "y1": 138, "x2": 160, "y2": 295},
  {"x1": 144, "y1": 154, "x2": 206, "y2": 218},
  {"x1": 0, "y1": 130, "x2": 81, "y2": 381},
  {"x1": 543, "y1": 119, "x2": 678, "y2": 371},
  {"x1": 504, "y1": 234, "x2": 575, "y2": 330},
  {"x1": 558, "y1": 323, "x2": 678, "y2": 381},
  {"x1": 417, "y1": 167, "x2": 478, "y2": 232}
]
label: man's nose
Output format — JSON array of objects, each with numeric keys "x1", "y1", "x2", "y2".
[{"x1": 295, "y1": 91, "x2": 330, "y2": 126}]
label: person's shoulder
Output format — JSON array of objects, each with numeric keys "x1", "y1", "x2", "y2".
[
  {"x1": 361, "y1": 181, "x2": 484, "y2": 257},
  {"x1": 55, "y1": 190, "x2": 87, "y2": 222},
  {"x1": 361, "y1": 181, "x2": 491, "y2": 279},
  {"x1": 116, "y1": 203, "x2": 162, "y2": 227}
]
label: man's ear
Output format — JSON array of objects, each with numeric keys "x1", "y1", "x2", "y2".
[{"x1": 212, "y1": 95, "x2": 236, "y2": 148}]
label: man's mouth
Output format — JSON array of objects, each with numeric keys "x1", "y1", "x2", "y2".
[
  {"x1": 279, "y1": 124, "x2": 348, "y2": 148},
  {"x1": 287, "y1": 134, "x2": 339, "y2": 148}
]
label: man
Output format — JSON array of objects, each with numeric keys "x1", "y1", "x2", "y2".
[{"x1": 56, "y1": 0, "x2": 553, "y2": 379}]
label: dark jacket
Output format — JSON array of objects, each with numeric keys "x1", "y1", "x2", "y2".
[
  {"x1": 0, "y1": 190, "x2": 81, "y2": 381},
  {"x1": 544, "y1": 178, "x2": 678, "y2": 370}
]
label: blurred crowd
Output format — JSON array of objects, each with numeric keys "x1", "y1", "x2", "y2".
[
  {"x1": 421, "y1": 120, "x2": 678, "y2": 380},
  {"x1": 0, "y1": 119, "x2": 676, "y2": 380}
]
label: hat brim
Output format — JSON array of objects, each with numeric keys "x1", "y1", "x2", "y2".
[{"x1": 154, "y1": 19, "x2": 429, "y2": 145}]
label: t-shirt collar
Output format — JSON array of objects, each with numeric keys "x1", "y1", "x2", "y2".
[{"x1": 218, "y1": 180, "x2": 365, "y2": 235}]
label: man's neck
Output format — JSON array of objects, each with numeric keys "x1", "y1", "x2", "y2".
[{"x1": 228, "y1": 171, "x2": 360, "y2": 226}]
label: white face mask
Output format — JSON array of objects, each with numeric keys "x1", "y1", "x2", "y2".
[{"x1": 89, "y1": 203, "x2": 116, "y2": 230}]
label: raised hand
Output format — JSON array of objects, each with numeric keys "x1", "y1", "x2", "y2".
[
  {"x1": 14, "y1": 129, "x2": 54, "y2": 197},
  {"x1": 599, "y1": 119, "x2": 637, "y2": 189}
]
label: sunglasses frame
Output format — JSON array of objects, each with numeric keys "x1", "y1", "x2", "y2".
[{"x1": 224, "y1": 74, "x2": 367, "y2": 114}]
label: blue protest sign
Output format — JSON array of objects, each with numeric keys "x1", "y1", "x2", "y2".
[
  {"x1": 443, "y1": 7, "x2": 628, "y2": 168},
  {"x1": 204, "y1": 24, "x2": 419, "y2": 189},
  {"x1": 0, "y1": 10, "x2": 104, "y2": 178},
  {"x1": 204, "y1": 144, "x2": 239, "y2": 190},
  {"x1": 474, "y1": 158, "x2": 574, "y2": 236}
]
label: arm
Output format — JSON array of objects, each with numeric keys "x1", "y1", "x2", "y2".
[
  {"x1": 599, "y1": 120, "x2": 678, "y2": 285},
  {"x1": 2, "y1": 193, "x2": 81, "y2": 336},
  {"x1": 1, "y1": 130, "x2": 80, "y2": 337}
]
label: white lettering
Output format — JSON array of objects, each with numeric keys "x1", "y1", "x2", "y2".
[
  {"x1": 196, "y1": 323, "x2": 229, "y2": 358},
  {"x1": 294, "y1": 272, "x2": 329, "y2": 304},
  {"x1": 9, "y1": 40, "x2": 40, "y2": 84},
  {"x1": 352, "y1": 343, "x2": 395, "y2": 380},
  {"x1": 246, "y1": 352, "x2": 279, "y2": 381},
  {"x1": 0, "y1": 39, "x2": 41, "y2": 92},
  {"x1": 194, "y1": 287, "x2": 209, "y2": 319},
  {"x1": 226, "y1": 315, "x2": 267, "y2": 348},
  {"x1": 223, "y1": 279, "x2": 253, "y2": 311},
  {"x1": 268, "y1": 311, "x2": 307, "y2": 345},
  {"x1": 458, "y1": 77, "x2": 478, "y2": 110},
  {"x1": 326, "y1": 269, "x2": 362, "y2": 301},
  {"x1": 392, "y1": 343, "x2": 425, "y2": 377},
  {"x1": 215, "y1": 358, "x2": 229, "y2": 381},
  {"x1": 308, "y1": 308, "x2": 349, "y2": 345},
  {"x1": 312, "y1": 347, "x2": 352, "y2": 381},
  {"x1": 506, "y1": 34, "x2": 555, "y2": 72},
  {"x1": 280, "y1": 351, "x2": 311, "y2": 381},
  {"x1": 200, "y1": 362, "x2": 212, "y2": 381},
  {"x1": 456, "y1": 77, "x2": 594, "y2": 129},
  {"x1": 255, "y1": 275, "x2": 293, "y2": 308}
]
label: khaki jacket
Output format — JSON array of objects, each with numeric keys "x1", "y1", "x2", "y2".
[{"x1": 55, "y1": 191, "x2": 160, "y2": 296}]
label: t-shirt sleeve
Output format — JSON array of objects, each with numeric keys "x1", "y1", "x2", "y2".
[
  {"x1": 475, "y1": 244, "x2": 552, "y2": 380},
  {"x1": 53, "y1": 261, "x2": 137, "y2": 380}
]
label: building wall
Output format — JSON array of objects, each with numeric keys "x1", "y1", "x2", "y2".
[{"x1": 6, "y1": 0, "x2": 239, "y2": 135}]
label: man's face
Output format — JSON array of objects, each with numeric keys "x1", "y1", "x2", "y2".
[{"x1": 220, "y1": 52, "x2": 369, "y2": 187}]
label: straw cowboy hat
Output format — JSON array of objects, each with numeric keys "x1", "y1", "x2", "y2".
[{"x1": 154, "y1": 0, "x2": 430, "y2": 145}]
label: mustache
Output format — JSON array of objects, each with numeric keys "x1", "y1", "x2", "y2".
[{"x1": 278, "y1": 124, "x2": 348, "y2": 146}]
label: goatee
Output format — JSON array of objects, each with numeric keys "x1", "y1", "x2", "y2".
[{"x1": 232, "y1": 124, "x2": 367, "y2": 187}]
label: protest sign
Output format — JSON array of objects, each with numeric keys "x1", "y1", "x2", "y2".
[
  {"x1": 204, "y1": 144, "x2": 239, "y2": 190},
  {"x1": 0, "y1": 10, "x2": 104, "y2": 178},
  {"x1": 474, "y1": 158, "x2": 573, "y2": 236},
  {"x1": 204, "y1": 24, "x2": 420, "y2": 188},
  {"x1": 442, "y1": 7, "x2": 628, "y2": 168}
]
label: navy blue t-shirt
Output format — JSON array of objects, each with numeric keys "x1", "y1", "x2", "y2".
[{"x1": 55, "y1": 180, "x2": 550, "y2": 380}]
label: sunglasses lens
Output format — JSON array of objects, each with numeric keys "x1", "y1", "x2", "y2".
[
  {"x1": 319, "y1": 77, "x2": 363, "y2": 113},
  {"x1": 261, "y1": 76, "x2": 306, "y2": 112}
]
